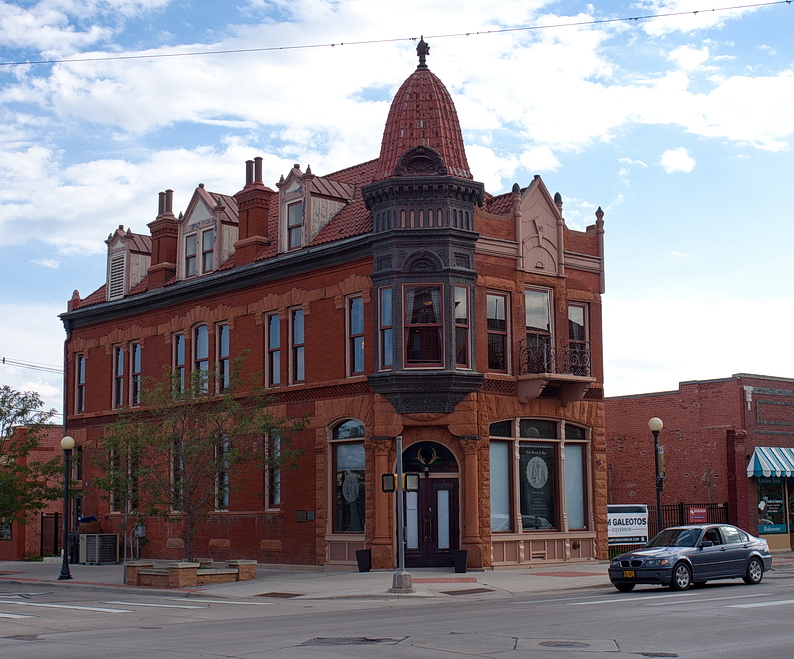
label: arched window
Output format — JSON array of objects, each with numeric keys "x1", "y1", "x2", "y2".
[{"x1": 331, "y1": 419, "x2": 365, "y2": 533}]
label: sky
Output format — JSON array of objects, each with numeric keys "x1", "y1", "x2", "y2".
[{"x1": 1, "y1": 0, "x2": 793, "y2": 419}]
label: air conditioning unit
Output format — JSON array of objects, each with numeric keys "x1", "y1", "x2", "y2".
[{"x1": 78, "y1": 533, "x2": 119, "y2": 565}]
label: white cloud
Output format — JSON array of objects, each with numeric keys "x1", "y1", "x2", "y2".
[
  {"x1": 660, "y1": 147, "x2": 695, "y2": 173},
  {"x1": 667, "y1": 45, "x2": 709, "y2": 70},
  {"x1": 0, "y1": 0, "x2": 170, "y2": 54},
  {"x1": 519, "y1": 145, "x2": 561, "y2": 174},
  {"x1": 671, "y1": 251, "x2": 692, "y2": 258},
  {"x1": 0, "y1": 302, "x2": 65, "y2": 414},
  {"x1": 603, "y1": 298, "x2": 794, "y2": 397},
  {"x1": 30, "y1": 258, "x2": 60, "y2": 268},
  {"x1": 618, "y1": 158, "x2": 648, "y2": 167},
  {"x1": 637, "y1": 1, "x2": 763, "y2": 36}
]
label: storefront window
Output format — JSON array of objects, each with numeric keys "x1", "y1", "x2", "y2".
[
  {"x1": 565, "y1": 443, "x2": 586, "y2": 530},
  {"x1": 519, "y1": 444, "x2": 557, "y2": 530},
  {"x1": 334, "y1": 442, "x2": 365, "y2": 533},
  {"x1": 490, "y1": 419, "x2": 589, "y2": 534},
  {"x1": 0, "y1": 520, "x2": 11, "y2": 541},
  {"x1": 490, "y1": 442, "x2": 511, "y2": 532},
  {"x1": 757, "y1": 477, "x2": 787, "y2": 534}
]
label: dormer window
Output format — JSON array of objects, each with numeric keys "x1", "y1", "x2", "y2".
[
  {"x1": 185, "y1": 228, "x2": 215, "y2": 277},
  {"x1": 287, "y1": 201, "x2": 303, "y2": 250},
  {"x1": 276, "y1": 165, "x2": 354, "y2": 254},
  {"x1": 105, "y1": 225, "x2": 151, "y2": 301},
  {"x1": 202, "y1": 228, "x2": 215, "y2": 271},
  {"x1": 185, "y1": 234, "x2": 197, "y2": 277}
]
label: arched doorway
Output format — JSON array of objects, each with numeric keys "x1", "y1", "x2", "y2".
[{"x1": 401, "y1": 441, "x2": 460, "y2": 567}]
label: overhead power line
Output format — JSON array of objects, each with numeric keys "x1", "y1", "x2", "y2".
[
  {"x1": 0, "y1": 1, "x2": 789, "y2": 68},
  {"x1": 1, "y1": 356, "x2": 63, "y2": 375}
]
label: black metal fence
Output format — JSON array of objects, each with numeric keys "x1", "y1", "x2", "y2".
[{"x1": 609, "y1": 502, "x2": 729, "y2": 558}]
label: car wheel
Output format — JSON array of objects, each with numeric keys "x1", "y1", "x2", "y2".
[
  {"x1": 669, "y1": 562, "x2": 692, "y2": 591},
  {"x1": 615, "y1": 583, "x2": 635, "y2": 592},
  {"x1": 743, "y1": 557, "x2": 764, "y2": 585}
]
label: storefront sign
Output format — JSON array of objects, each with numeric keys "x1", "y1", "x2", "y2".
[{"x1": 607, "y1": 504, "x2": 648, "y2": 545}]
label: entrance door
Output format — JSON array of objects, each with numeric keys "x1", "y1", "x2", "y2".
[{"x1": 404, "y1": 477, "x2": 459, "y2": 567}]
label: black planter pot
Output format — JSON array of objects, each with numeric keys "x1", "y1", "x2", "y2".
[
  {"x1": 355, "y1": 549, "x2": 371, "y2": 572},
  {"x1": 453, "y1": 549, "x2": 468, "y2": 573}
]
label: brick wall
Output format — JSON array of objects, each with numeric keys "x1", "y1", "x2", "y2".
[{"x1": 606, "y1": 375, "x2": 794, "y2": 537}]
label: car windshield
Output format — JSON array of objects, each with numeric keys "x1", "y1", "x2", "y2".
[{"x1": 645, "y1": 528, "x2": 699, "y2": 548}]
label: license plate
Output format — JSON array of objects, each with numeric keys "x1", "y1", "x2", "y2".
[{"x1": 623, "y1": 570, "x2": 635, "y2": 578}]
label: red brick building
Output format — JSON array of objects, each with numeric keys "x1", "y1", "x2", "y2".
[
  {"x1": 0, "y1": 425, "x2": 67, "y2": 561},
  {"x1": 605, "y1": 374, "x2": 794, "y2": 551},
  {"x1": 61, "y1": 42, "x2": 608, "y2": 569}
]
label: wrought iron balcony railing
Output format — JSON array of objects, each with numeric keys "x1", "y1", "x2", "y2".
[{"x1": 518, "y1": 339, "x2": 591, "y2": 377}]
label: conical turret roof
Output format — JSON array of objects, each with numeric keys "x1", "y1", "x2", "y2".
[{"x1": 375, "y1": 38, "x2": 472, "y2": 181}]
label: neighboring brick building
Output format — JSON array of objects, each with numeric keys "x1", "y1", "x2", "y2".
[
  {"x1": 60, "y1": 42, "x2": 608, "y2": 569},
  {"x1": 0, "y1": 425, "x2": 67, "y2": 561},
  {"x1": 606, "y1": 374, "x2": 794, "y2": 551}
]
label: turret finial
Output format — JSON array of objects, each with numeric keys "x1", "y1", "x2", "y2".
[{"x1": 416, "y1": 36, "x2": 429, "y2": 69}]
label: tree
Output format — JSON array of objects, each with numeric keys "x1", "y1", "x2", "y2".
[
  {"x1": 0, "y1": 385, "x2": 62, "y2": 523},
  {"x1": 93, "y1": 362, "x2": 306, "y2": 560}
]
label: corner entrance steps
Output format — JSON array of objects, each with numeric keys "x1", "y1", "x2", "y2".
[{"x1": 125, "y1": 559, "x2": 257, "y2": 588}]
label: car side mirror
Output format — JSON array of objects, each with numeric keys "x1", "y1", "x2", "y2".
[{"x1": 700, "y1": 540, "x2": 713, "y2": 547}]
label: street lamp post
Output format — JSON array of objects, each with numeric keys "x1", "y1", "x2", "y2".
[
  {"x1": 648, "y1": 418, "x2": 664, "y2": 535},
  {"x1": 389, "y1": 435, "x2": 414, "y2": 593},
  {"x1": 58, "y1": 435, "x2": 75, "y2": 581}
]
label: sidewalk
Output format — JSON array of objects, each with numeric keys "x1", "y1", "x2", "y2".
[
  {"x1": 0, "y1": 558, "x2": 613, "y2": 600},
  {"x1": 3, "y1": 554, "x2": 792, "y2": 601}
]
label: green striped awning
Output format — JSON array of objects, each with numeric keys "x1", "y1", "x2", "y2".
[{"x1": 747, "y1": 446, "x2": 794, "y2": 477}]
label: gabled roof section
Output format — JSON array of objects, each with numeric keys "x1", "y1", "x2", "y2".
[
  {"x1": 484, "y1": 190, "x2": 518, "y2": 216},
  {"x1": 182, "y1": 185, "x2": 239, "y2": 228},
  {"x1": 255, "y1": 159, "x2": 378, "y2": 260},
  {"x1": 74, "y1": 284, "x2": 107, "y2": 309}
]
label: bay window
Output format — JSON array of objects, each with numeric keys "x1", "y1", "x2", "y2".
[
  {"x1": 379, "y1": 287, "x2": 393, "y2": 370},
  {"x1": 454, "y1": 285, "x2": 469, "y2": 368},
  {"x1": 404, "y1": 284, "x2": 443, "y2": 367}
]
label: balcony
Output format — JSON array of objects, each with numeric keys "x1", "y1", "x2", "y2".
[{"x1": 516, "y1": 339, "x2": 596, "y2": 406}]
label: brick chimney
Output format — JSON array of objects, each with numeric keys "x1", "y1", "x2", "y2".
[
  {"x1": 147, "y1": 189, "x2": 178, "y2": 289},
  {"x1": 233, "y1": 157, "x2": 274, "y2": 266}
]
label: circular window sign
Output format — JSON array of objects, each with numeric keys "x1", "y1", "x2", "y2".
[
  {"x1": 342, "y1": 474, "x2": 360, "y2": 503},
  {"x1": 526, "y1": 456, "x2": 549, "y2": 489}
]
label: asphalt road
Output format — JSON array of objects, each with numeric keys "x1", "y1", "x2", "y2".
[{"x1": 3, "y1": 570, "x2": 794, "y2": 658}]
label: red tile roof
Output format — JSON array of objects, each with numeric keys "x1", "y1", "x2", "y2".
[
  {"x1": 74, "y1": 284, "x2": 107, "y2": 309},
  {"x1": 374, "y1": 67, "x2": 471, "y2": 181}
]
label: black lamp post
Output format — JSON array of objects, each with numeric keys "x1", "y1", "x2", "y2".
[
  {"x1": 58, "y1": 435, "x2": 75, "y2": 581},
  {"x1": 648, "y1": 417, "x2": 664, "y2": 534}
]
